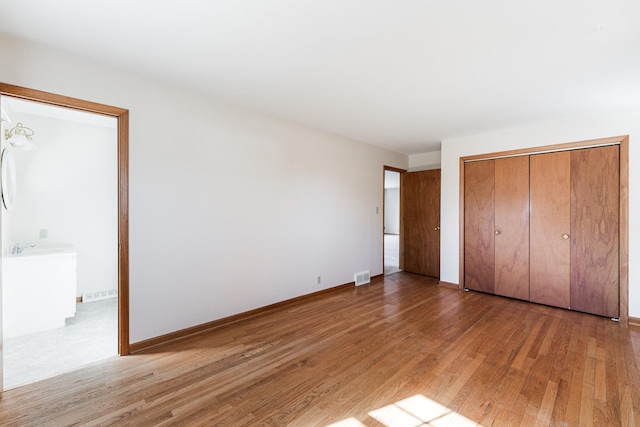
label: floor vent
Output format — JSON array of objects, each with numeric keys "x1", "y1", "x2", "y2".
[
  {"x1": 82, "y1": 289, "x2": 118, "y2": 303},
  {"x1": 354, "y1": 270, "x2": 371, "y2": 286}
]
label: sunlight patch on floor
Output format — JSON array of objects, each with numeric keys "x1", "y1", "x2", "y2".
[
  {"x1": 327, "y1": 394, "x2": 483, "y2": 427},
  {"x1": 327, "y1": 417, "x2": 366, "y2": 427}
]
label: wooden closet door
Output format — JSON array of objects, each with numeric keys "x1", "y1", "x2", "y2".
[
  {"x1": 570, "y1": 146, "x2": 619, "y2": 318},
  {"x1": 464, "y1": 160, "x2": 495, "y2": 293},
  {"x1": 530, "y1": 152, "x2": 571, "y2": 308},
  {"x1": 494, "y1": 156, "x2": 530, "y2": 300},
  {"x1": 402, "y1": 170, "x2": 441, "y2": 278}
]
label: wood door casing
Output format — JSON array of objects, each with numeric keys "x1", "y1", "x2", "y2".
[
  {"x1": 401, "y1": 170, "x2": 441, "y2": 278},
  {"x1": 570, "y1": 146, "x2": 619, "y2": 318},
  {"x1": 464, "y1": 160, "x2": 495, "y2": 293},
  {"x1": 0, "y1": 84, "x2": 130, "y2": 367},
  {"x1": 494, "y1": 156, "x2": 530, "y2": 300},
  {"x1": 530, "y1": 151, "x2": 571, "y2": 308}
]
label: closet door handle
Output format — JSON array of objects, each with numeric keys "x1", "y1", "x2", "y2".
[
  {"x1": 435, "y1": 226, "x2": 440, "y2": 231},
  {"x1": 495, "y1": 230, "x2": 501, "y2": 235},
  {"x1": 562, "y1": 233, "x2": 570, "y2": 239}
]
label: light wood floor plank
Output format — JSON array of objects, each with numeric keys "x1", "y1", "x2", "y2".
[{"x1": 1, "y1": 272, "x2": 639, "y2": 426}]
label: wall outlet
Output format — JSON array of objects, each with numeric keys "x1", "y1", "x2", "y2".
[
  {"x1": 317, "y1": 276, "x2": 321, "y2": 285},
  {"x1": 39, "y1": 229, "x2": 48, "y2": 239}
]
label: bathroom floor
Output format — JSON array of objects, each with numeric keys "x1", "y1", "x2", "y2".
[
  {"x1": 384, "y1": 233, "x2": 401, "y2": 276},
  {"x1": 2, "y1": 297, "x2": 117, "y2": 390}
]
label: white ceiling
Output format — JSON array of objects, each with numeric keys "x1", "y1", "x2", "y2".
[{"x1": 1, "y1": 0, "x2": 639, "y2": 154}]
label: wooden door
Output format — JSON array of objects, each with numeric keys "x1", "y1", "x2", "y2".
[
  {"x1": 530, "y1": 151, "x2": 571, "y2": 308},
  {"x1": 494, "y1": 156, "x2": 530, "y2": 300},
  {"x1": 570, "y1": 146, "x2": 619, "y2": 318},
  {"x1": 464, "y1": 160, "x2": 495, "y2": 293},
  {"x1": 401, "y1": 169, "x2": 441, "y2": 277}
]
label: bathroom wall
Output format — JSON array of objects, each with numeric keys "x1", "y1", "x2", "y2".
[
  {"x1": 383, "y1": 188, "x2": 399, "y2": 234},
  {"x1": 2, "y1": 110, "x2": 118, "y2": 297},
  {"x1": 0, "y1": 33, "x2": 408, "y2": 343}
]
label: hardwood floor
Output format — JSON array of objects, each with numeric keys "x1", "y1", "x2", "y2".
[{"x1": 1, "y1": 272, "x2": 639, "y2": 426}]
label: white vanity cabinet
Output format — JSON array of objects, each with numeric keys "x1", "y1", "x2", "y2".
[{"x1": 2, "y1": 246, "x2": 77, "y2": 339}]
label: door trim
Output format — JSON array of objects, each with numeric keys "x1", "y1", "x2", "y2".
[
  {"x1": 459, "y1": 135, "x2": 629, "y2": 324},
  {"x1": 0, "y1": 83, "x2": 130, "y2": 354}
]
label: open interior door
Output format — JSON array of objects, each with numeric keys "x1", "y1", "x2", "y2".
[{"x1": 401, "y1": 169, "x2": 441, "y2": 278}]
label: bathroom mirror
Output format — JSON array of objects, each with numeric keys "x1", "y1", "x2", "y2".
[{"x1": 2, "y1": 148, "x2": 16, "y2": 210}]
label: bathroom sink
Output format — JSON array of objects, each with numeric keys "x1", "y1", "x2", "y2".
[{"x1": 7, "y1": 244, "x2": 76, "y2": 257}]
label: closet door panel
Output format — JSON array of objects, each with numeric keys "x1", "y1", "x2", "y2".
[
  {"x1": 464, "y1": 160, "x2": 495, "y2": 293},
  {"x1": 570, "y1": 146, "x2": 619, "y2": 318},
  {"x1": 494, "y1": 156, "x2": 530, "y2": 300},
  {"x1": 530, "y1": 152, "x2": 571, "y2": 308}
]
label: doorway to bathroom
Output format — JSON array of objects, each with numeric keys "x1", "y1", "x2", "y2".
[
  {"x1": 0, "y1": 85, "x2": 129, "y2": 391},
  {"x1": 383, "y1": 167, "x2": 403, "y2": 276}
]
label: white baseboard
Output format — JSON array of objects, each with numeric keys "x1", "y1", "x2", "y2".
[{"x1": 82, "y1": 289, "x2": 118, "y2": 302}]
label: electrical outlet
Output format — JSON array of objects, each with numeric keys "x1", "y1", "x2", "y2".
[
  {"x1": 39, "y1": 229, "x2": 48, "y2": 239},
  {"x1": 317, "y1": 276, "x2": 321, "y2": 285}
]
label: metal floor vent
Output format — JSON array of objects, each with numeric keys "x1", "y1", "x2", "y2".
[
  {"x1": 354, "y1": 270, "x2": 371, "y2": 286},
  {"x1": 83, "y1": 289, "x2": 118, "y2": 303}
]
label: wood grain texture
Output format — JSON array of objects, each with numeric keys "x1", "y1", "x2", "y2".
[
  {"x1": 530, "y1": 151, "x2": 571, "y2": 309},
  {"x1": 0, "y1": 82, "x2": 131, "y2": 355},
  {"x1": 401, "y1": 169, "x2": 441, "y2": 278},
  {"x1": 619, "y1": 136, "x2": 629, "y2": 324},
  {"x1": 0, "y1": 273, "x2": 638, "y2": 426},
  {"x1": 460, "y1": 136, "x2": 628, "y2": 324},
  {"x1": 464, "y1": 160, "x2": 495, "y2": 293},
  {"x1": 118, "y1": 109, "x2": 130, "y2": 355},
  {"x1": 494, "y1": 156, "x2": 530, "y2": 300},
  {"x1": 571, "y1": 146, "x2": 619, "y2": 318},
  {"x1": 460, "y1": 135, "x2": 627, "y2": 163}
]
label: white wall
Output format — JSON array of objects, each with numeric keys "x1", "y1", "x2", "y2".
[
  {"x1": 2, "y1": 113, "x2": 118, "y2": 297},
  {"x1": 408, "y1": 150, "x2": 441, "y2": 171},
  {"x1": 384, "y1": 188, "x2": 399, "y2": 234},
  {"x1": 440, "y1": 109, "x2": 640, "y2": 318},
  {"x1": 0, "y1": 34, "x2": 408, "y2": 342}
]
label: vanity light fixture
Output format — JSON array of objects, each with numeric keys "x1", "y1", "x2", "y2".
[{"x1": 4, "y1": 122, "x2": 38, "y2": 150}]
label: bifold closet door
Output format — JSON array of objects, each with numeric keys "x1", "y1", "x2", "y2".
[
  {"x1": 570, "y1": 146, "x2": 619, "y2": 318},
  {"x1": 464, "y1": 160, "x2": 495, "y2": 293},
  {"x1": 466, "y1": 144, "x2": 620, "y2": 318},
  {"x1": 530, "y1": 151, "x2": 571, "y2": 308},
  {"x1": 464, "y1": 157, "x2": 529, "y2": 298},
  {"x1": 494, "y1": 156, "x2": 529, "y2": 300}
]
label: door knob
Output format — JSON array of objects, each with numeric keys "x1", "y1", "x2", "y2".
[
  {"x1": 495, "y1": 230, "x2": 501, "y2": 235},
  {"x1": 435, "y1": 226, "x2": 440, "y2": 231},
  {"x1": 562, "y1": 233, "x2": 570, "y2": 239}
]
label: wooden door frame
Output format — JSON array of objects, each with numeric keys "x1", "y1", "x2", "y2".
[
  {"x1": 0, "y1": 83, "x2": 130, "y2": 355},
  {"x1": 459, "y1": 135, "x2": 629, "y2": 324},
  {"x1": 383, "y1": 166, "x2": 406, "y2": 273}
]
